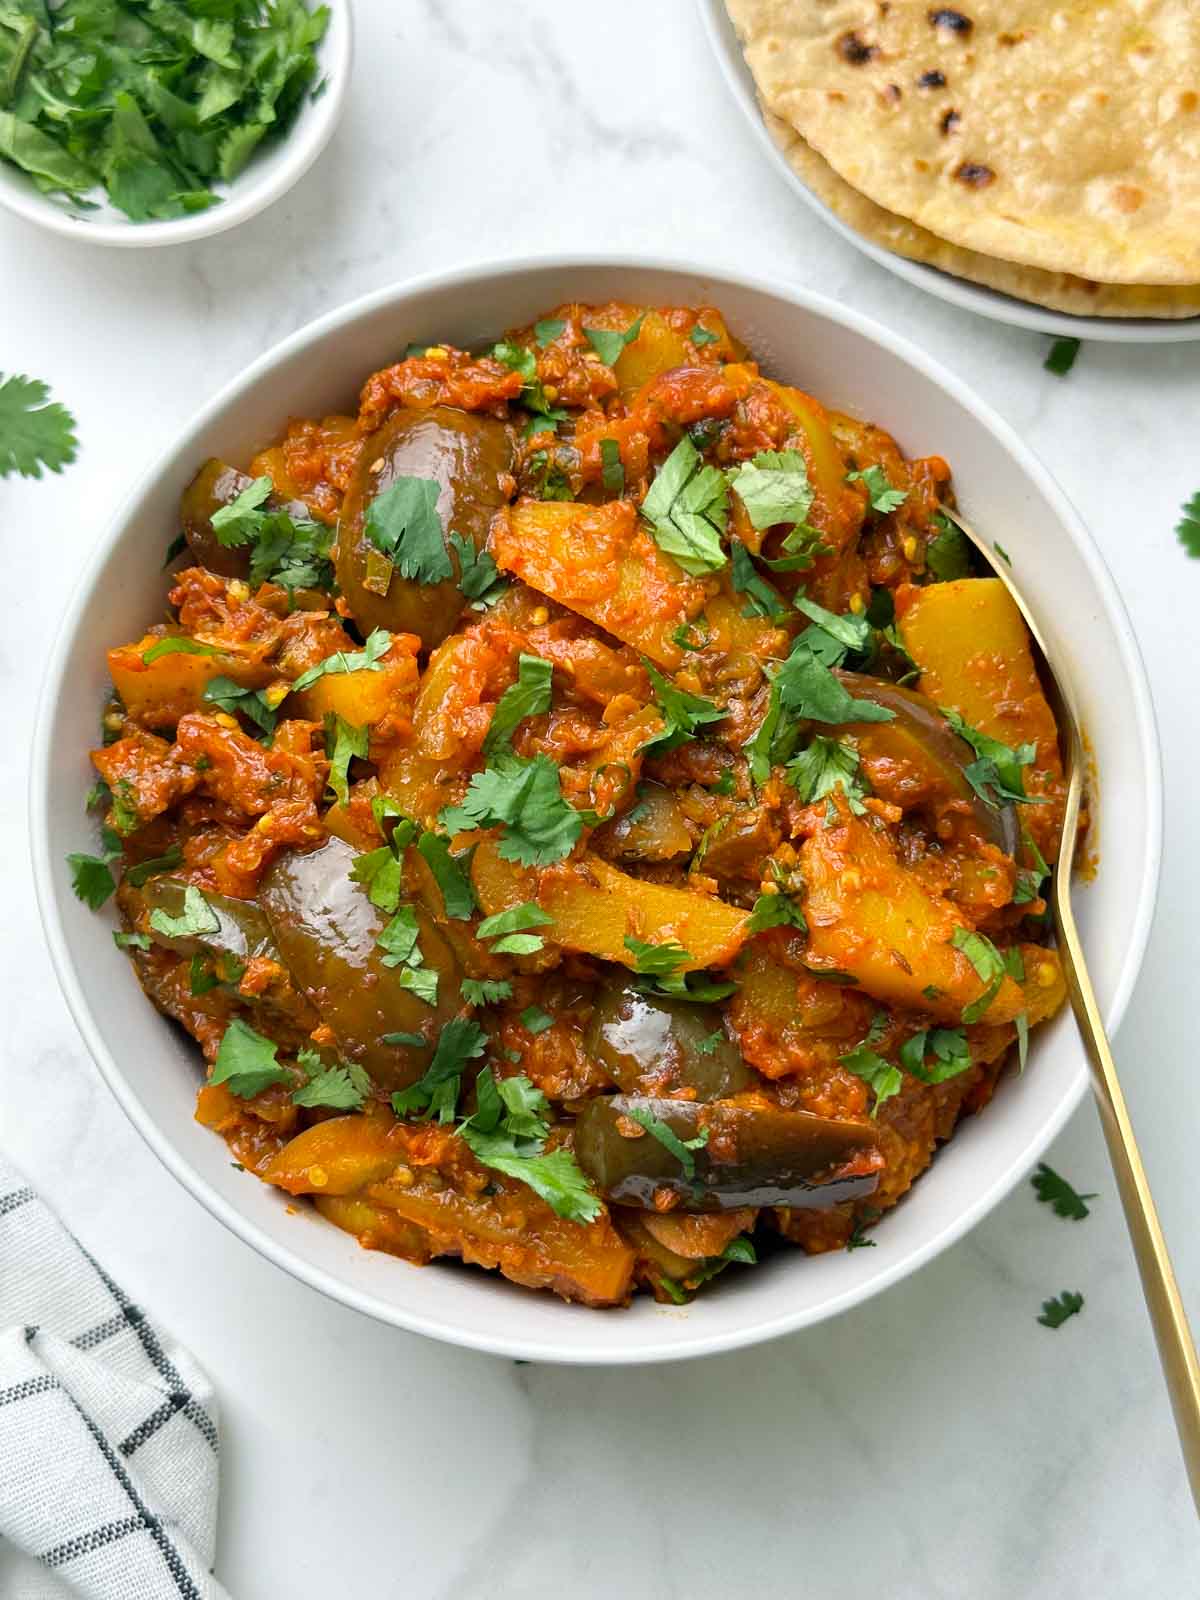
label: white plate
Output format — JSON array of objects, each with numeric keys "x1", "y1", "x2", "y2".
[
  {"x1": 0, "y1": 0, "x2": 351, "y2": 249},
  {"x1": 31, "y1": 256, "x2": 1162, "y2": 1364},
  {"x1": 698, "y1": 0, "x2": 1200, "y2": 343}
]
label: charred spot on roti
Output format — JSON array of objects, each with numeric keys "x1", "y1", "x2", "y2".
[
  {"x1": 928, "y1": 9, "x2": 973, "y2": 34},
  {"x1": 917, "y1": 69, "x2": 947, "y2": 88},
  {"x1": 1112, "y1": 184, "x2": 1144, "y2": 213},
  {"x1": 953, "y1": 160, "x2": 995, "y2": 187},
  {"x1": 836, "y1": 30, "x2": 878, "y2": 65},
  {"x1": 940, "y1": 108, "x2": 962, "y2": 135},
  {"x1": 1180, "y1": 90, "x2": 1198, "y2": 113},
  {"x1": 881, "y1": 82, "x2": 903, "y2": 104}
]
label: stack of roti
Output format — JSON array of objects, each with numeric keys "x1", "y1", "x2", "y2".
[{"x1": 726, "y1": 0, "x2": 1200, "y2": 317}]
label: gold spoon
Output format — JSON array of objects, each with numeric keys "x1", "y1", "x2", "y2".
[{"x1": 941, "y1": 505, "x2": 1200, "y2": 1510}]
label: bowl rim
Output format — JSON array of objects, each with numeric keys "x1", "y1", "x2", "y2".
[
  {"x1": 29, "y1": 253, "x2": 1164, "y2": 1363},
  {"x1": 0, "y1": 0, "x2": 352, "y2": 249},
  {"x1": 695, "y1": 0, "x2": 1200, "y2": 344}
]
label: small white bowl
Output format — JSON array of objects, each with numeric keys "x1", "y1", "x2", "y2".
[
  {"x1": 31, "y1": 257, "x2": 1162, "y2": 1364},
  {"x1": 0, "y1": 0, "x2": 351, "y2": 248},
  {"x1": 697, "y1": 0, "x2": 1200, "y2": 343}
]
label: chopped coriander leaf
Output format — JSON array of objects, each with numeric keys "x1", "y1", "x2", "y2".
[
  {"x1": 640, "y1": 435, "x2": 729, "y2": 575},
  {"x1": 898, "y1": 1027, "x2": 972, "y2": 1084},
  {"x1": 107, "y1": 780, "x2": 139, "y2": 838},
  {"x1": 491, "y1": 340, "x2": 566, "y2": 432},
  {"x1": 68, "y1": 847, "x2": 120, "y2": 910},
  {"x1": 792, "y1": 594, "x2": 873, "y2": 657},
  {"x1": 391, "y1": 1017, "x2": 488, "y2": 1123},
  {"x1": 730, "y1": 538, "x2": 791, "y2": 619},
  {"x1": 394, "y1": 965, "x2": 438, "y2": 1008},
  {"x1": 1031, "y1": 1162, "x2": 1097, "y2": 1221},
  {"x1": 1014, "y1": 829, "x2": 1051, "y2": 906},
  {"x1": 461, "y1": 978, "x2": 513, "y2": 1007},
  {"x1": 599, "y1": 437, "x2": 625, "y2": 496},
  {"x1": 583, "y1": 314, "x2": 644, "y2": 367},
  {"x1": 0, "y1": 373, "x2": 78, "y2": 479},
  {"x1": 942, "y1": 708, "x2": 1042, "y2": 809},
  {"x1": 521, "y1": 1005, "x2": 554, "y2": 1035},
  {"x1": 210, "y1": 478, "x2": 273, "y2": 545},
  {"x1": 709, "y1": 767, "x2": 735, "y2": 796},
  {"x1": 534, "y1": 318, "x2": 566, "y2": 347},
  {"x1": 775, "y1": 637, "x2": 895, "y2": 726},
  {"x1": 441, "y1": 751, "x2": 582, "y2": 867},
  {"x1": 846, "y1": 465, "x2": 907, "y2": 514},
  {"x1": 323, "y1": 714, "x2": 368, "y2": 807},
  {"x1": 640, "y1": 660, "x2": 725, "y2": 755},
  {"x1": 350, "y1": 846, "x2": 404, "y2": 913},
  {"x1": 477, "y1": 902, "x2": 553, "y2": 955},
  {"x1": 637, "y1": 970, "x2": 738, "y2": 1003},
  {"x1": 291, "y1": 1047, "x2": 369, "y2": 1111},
  {"x1": 364, "y1": 476, "x2": 451, "y2": 585},
  {"x1": 951, "y1": 927, "x2": 1008, "y2": 1022},
  {"x1": 1037, "y1": 1290, "x2": 1084, "y2": 1329},
  {"x1": 728, "y1": 449, "x2": 814, "y2": 531},
  {"x1": 994, "y1": 542, "x2": 1012, "y2": 566},
  {"x1": 694, "y1": 1029, "x2": 724, "y2": 1056},
  {"x1": 381, "y1": 1031, "x2": 427, "y2": 1049},
  {"x1": 416, "y1": 832, "x2": 478, "y2": 920},
  {"x1": 482, "y1": 653, "x2": 554, "y2": 757},
  {"x1": 211, "y1": 1019, "x2": 290, "y2": 1100},
  {"x1": 124, "y1": 845, "x2": 184, "y2": 889},
  {"x1": 690, "y1": 324, "x2": 720, "y2": 348},
  {"x1": 785, "y1": 735, "x2": 868, "y2": 814},
  {"x1": 925, "y1": 512, "x2": 972, "y2": 580},
  {"x1": 624, "y1": 936, "x2": 691, "y2": 976},
  {"x1": 461, "y1": 1126, "x2": 601, "y2": 1222},
  {"x1": 529, "y1": 449, "x2": 574, "y2": 501},
  {"x1": 291, "y1": 629, "x2": 392, "y2": 691},
  {"x1": 113, "y1": 930, "x2": 151, "y2": 952},
  {"x1": 141, "y1": 636, "x2": 220, "y2": 666},
  {"x1": 376, "y1": 906, "x2": 421, "y2": 969},
  {"x1": 624, "y1": 1105, "x2": 709, "y2": 1180},
  {"x1": 838, "y1": 1043, "x2": 902, "y2": 1114},
  {"x1": 746, "y1": 888, "x2": 806, "y2": 935},
  {"x1": 671, "y1": 615, "x2": 710, "y2": 653},
  {"x1": 1044, "y1": 337, "x2": 1081, "y2": 377},
  {"x1": 148, "y1": 886, "x2": 220, "y2": 940},
  {"x1": 1176, "y1": 491, "x2": 1200, "y2": 559},
  {"x1": 202, "y1": 676, "x2": 281, "y2": 740},
  {"x1": 449, "y1": 532, "x2": 507, "y2": 607},
  {"x1": 846, "y1": 1220, "x2": 877, "y2": 1250}
]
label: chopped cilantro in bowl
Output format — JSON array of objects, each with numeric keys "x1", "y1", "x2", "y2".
[{"x1": 0, "y1": 0, "x2": 349, "y2": 244}]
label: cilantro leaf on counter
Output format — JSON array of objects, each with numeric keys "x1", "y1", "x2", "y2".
[
  {"x1": 846, "y1": 465, "x2": 907, "y2": 514},
  {"x1": 1031, "y1": 1162, "x2": 1097, "y2": 1221},
  {"x1": 640, "y1": 660, "x2": 725, "y2": 755},
  {"x1": 785, "y1": 735, "x2": 868, "y2": 814},
  {"x1": 624, "y1": 1105, "x2": 709, "y2": 1180},
  {"x1": 1044, "y1": 338, "x2": 1081, "y2": 377},
  {"x1": 640, "y1": 435, "x2": 729, "y2": 575},
  {"x1": 728, "y1": 449, "x2": 814, "y2": 531},
  {"x1": 482, "y1": 653, "x2": 554, "y2": 757},
  {"x1": 0, "y1": 373, "x2": 77, "y2": 479},
  {"x1": 839, "y1": 1042, "x2": 902, "y2": 1114},
  {"x1": 211, "y1": 1019, "x2": 290, "y2": 1099},
  {"x1": 148, "y1": 885, "x2": 220, "y2": 940},
  {"x1": 292, "y1": 629, "x2": 392, "y2": 691},
  {"x1": 441, "y1": 752, "x2": 582, "y2": 867},
  {"x1": 1176, "y1": 492, "x2": 1200, "y2": 559},
  {"x1": 391, "y1": 1017, "x2": 488, "y2": 1124},
  {"x1": 323, "y1": 713, "x2": 368, "y2": 806},
  {"x1": 364, "y1": 476, "x2": 452, "y2": 584},
  {"x1": 1037, "y1": 1290, "x2": 1084, "y2": 1329}
]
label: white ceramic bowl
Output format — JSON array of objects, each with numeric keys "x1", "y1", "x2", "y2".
[
  {"x1": 697, "y1": 0, "x2": 1200, "y2": 344},
  {"x1": 31, "y1": 257, "x2": 1162, "y2": 1363},
  {"x1": 0, "y1": 1, "x2": 351, "y2": 249}
]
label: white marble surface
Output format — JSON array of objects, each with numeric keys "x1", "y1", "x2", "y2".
[{"x1": 3, "y1": 1, "x2": 1199, "y2": 1593}]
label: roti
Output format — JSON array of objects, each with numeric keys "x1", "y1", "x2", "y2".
[
  {"x1": 728, "y1": 0, "x2": 1200, "y2": 286},
  {"x1": 762, "y1": 107, "x2": 1200, "y2": 318}
]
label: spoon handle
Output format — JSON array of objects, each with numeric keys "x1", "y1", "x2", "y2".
[{"x1": 1054, "y1": 879, "x2": 1200, "y2": 1511}]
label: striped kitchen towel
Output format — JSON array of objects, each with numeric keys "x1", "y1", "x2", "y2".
[{"x1": 0, "y1": 1162, "x2": 229, "y2": 1599}]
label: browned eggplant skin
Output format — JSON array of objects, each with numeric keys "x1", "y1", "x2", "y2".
[
  {"x1": 258, "y1": 835, "x2": 461, "y2": 1091},
  {"x1": 837, "y1": 670, "x2": 1020, "y2": 856},
  {"x1": 585, "y1": 981, "x2": 753, "y2": 1100},
  {"x1": 574, "y1": 1095, "x2": 882, "y2": 1211},
  {"x1": 335, "y1": 406, "x2": 515, "y2": 646}
]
